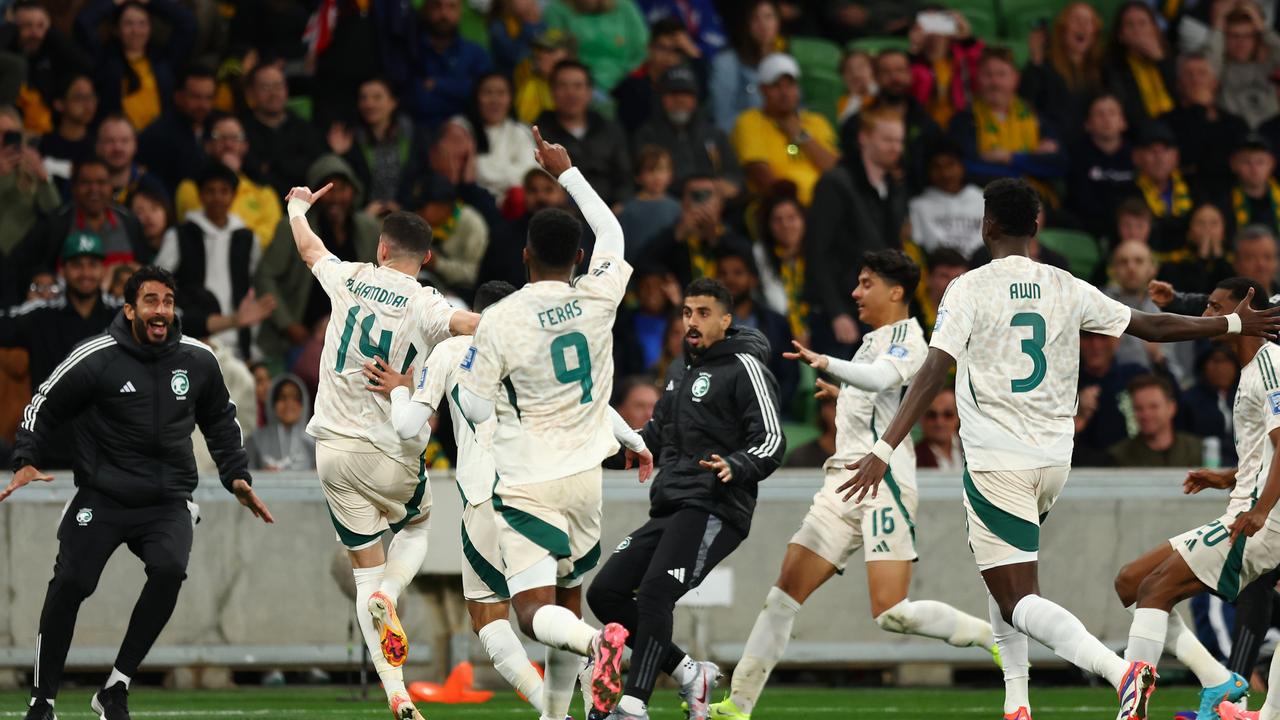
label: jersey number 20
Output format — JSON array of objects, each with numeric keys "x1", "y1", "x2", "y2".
[
  {"x1": 1010, "y1": 312, "x2": 1046, "y2": 393},
  {"x1": 551, "y1": 332, "x2": 593, "y2": 404}
]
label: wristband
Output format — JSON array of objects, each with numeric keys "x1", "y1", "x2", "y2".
[
  {"x1": 287, "y1": 197, "x2": 311, "y2": 220},
  {"x1": 871, "y1": 439, "x2": 894, "y2": 464},
  {"x1": 1225, "y1": 312, "x2": 1242, "y2": 335}
]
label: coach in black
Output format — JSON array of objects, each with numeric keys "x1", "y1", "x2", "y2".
[
  {"x1": 588, "y1": 278, "x2": 786, "y2": 720},
  {"x1": 2, "y1": 267, "x2": 273, "y2": 720}
]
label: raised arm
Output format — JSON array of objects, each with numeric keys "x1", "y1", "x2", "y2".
[
  {"x1": 531, "y1": 125, "x2": 625, "y2": 259},
  {"x1": 1126, "y1": 287, "x2": 1280, "y2": 342},
  {"x1": 784, "y1": 339, "x2": 903, "y2": 392},
  {"x1": 837, "y1": 347, "x2": 956, "y2": 502},
  {"x1": 284, "y1": 183, "x2": 335, "y2": 269}
]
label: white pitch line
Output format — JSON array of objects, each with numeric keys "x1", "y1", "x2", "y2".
[{"x1": 0, "y1": 705, "x2": 1122, "y2": 717}]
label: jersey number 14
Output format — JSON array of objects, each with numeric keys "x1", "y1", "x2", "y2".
[{"x1": 335, "y1": 306, "x2": 417, "y2": 374}]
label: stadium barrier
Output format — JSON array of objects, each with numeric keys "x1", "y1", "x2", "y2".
[{"x1": 0, "y1": 469, "x2": 1212, "y2": 686}]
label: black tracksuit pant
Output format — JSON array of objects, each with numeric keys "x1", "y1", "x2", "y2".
[
  {"x1": 587, "y1": 509, "x2": 744, "y2": 702},
  {"x1": 1228, "y1": 567, "x2": 1280, "y2": 679},
  {"x1": 33, "y1": 487, "x2": 193, "y2": 701}
]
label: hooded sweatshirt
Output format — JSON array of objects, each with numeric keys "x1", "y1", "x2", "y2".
[{"x1": 246, "y1": 373, "x2": 316, "y2": 471}]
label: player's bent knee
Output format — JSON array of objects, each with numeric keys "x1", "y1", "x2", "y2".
[
  {"x1": 873, "y1": 599, "x2": 913, "y2": 634},
  {"x1": 585, "y1": 579, "x2": 624, "y2": 619},
  {"x1": 1114, "y1": 563, "x2": 1141, "y2": 605},
  {"x1": 634, "y1": 579, "x2": 681, "y2": 614},
  {"x1": 51, "y1": 568, "x2": 101, "y2": 600}
]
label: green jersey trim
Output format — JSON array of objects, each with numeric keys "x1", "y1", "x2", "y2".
[{"x1": 963, "y1": 467, "x2": 1039, "y2": 552}]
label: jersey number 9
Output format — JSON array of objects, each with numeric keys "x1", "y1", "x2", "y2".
[{"x1": 551, "y1": 331, "x2": 593, "y2": 404}]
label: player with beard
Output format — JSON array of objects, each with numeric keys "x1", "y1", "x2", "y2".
[
  {"x1": 4, "y1": 265, "x2": 272, "y2": 720},
  {"x1": 586, "y1": 278, "x2": 787, "y2": 720}
]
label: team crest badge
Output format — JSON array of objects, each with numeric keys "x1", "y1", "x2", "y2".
[
  {"x1": 1269, "y1": 390, "x2": 1280, "y2": 415},
  {"x1": 170, "y1": 370, "x2": 190, "y2": 398},
  {"x1": 75, "y1": 508, "x2": 93, "y2": 526},
  {"x1": 691, "y1": 373, "x2": 711, "y2": 399},
  {"x1": 615, "y1": 536, "x2": 632, "y2": 552}
]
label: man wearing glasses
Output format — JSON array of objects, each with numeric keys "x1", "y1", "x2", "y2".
[{"x1": 173, "y1": 114, "x2": 282, "y2": 246}]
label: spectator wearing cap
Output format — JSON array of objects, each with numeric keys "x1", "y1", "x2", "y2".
[
  {"x1": 948, "y1": 47, "x2": 1066, "y2": 199},
  {"x1": 0, "y1": 106, "x2": 61, "y2": 307},
  {"x1": 1067, "y1": 94, "x2": 1134, "y2": 239},
  {"x1": 544, "y1": 0, "x2": 649, "y2": 95},
  {"x1": 94, "y1": 114, "x2": 164, "y2": 205},
  {"x1": 1227, "y1": 134, "x2": 1280, "y2": 237},
  {"x1": 411, "y1": 173, "x2": 489, "y2": 294},
  {"x1": 632, "y1": 64, "x2": 742, "y2": 198},
  {"x1": 136, "y1": 65, "x2": 216, "y2": 194},
  {"x1": 535, "y1": 59, "x2": 633, "y2": 208},
  {"x1": 155, "y1": 162, "x2": 261, "y2": 355},
  {"x1": 909, "y1": 10, "x2": 983, "y2": 129},
  {"x1": 710, "y1": 0, "x2": 784, "y2": 135},
  {"x1": 731, "y1": 52, "x2": 839, "y2": 206},
  {"x1": 174, "y1": 115, "x2": 281, "y2": 247},
  {"x1": 716, "y1": 246, "x2": 798, "y2": 407},
  {"x1": 1105, "y1": 2, "x2": 1177, "y2": 127},
  {"x1": 75, "y1": 0, "x2": 196, "y2": 133},
  {"x1": 639, "y1": 0, "x2": 725, "y2": 59},
  {"x1": 0, "y1": 0, "x2": 92, "y2": 134},
  {"x1": 326, "y1": 76, "x2": 433, "y2": 214},
  {"x1": 1207, "y1": 1, "x2": 1280, "y2": 129},
  {"x1": 907, "y1": 141, "x2": 985, "y2": 260},
  {"x1": 18, "y1": 157, "x2": 146, "y2": 297},
  {"x1": 515, "y1": 27, "x2": 578, "y2": 125},
  {"x1": 1122, "y1": 121, "x2": 1202, "y2": 251},
  {"x1": 613, "y1": 18, "x2": 697, "y2": 134},
  {"x1": 408, "y1": 0, "x2": 493, "y2": 129},
  {"x1": 255, "y1": 154, "x2": 379, "y2": 358},
  {"x1": 642, "y1": 174, "x2": 750, "y2": 288},
  {"x1": 463, "y1": 73, "x2": 538, "y2": 203},
  {"x1": 619, "y1": 145, "x2": 682, "y2": 261},
  {"x1": 843, "y1": 49, "x2": 943, "y2": 195},
  {"x1": 1158, "y1": 52, "x2": 1249, "y2": 194},
  {"x1": 489, "y1": 0, "x2": 547, "y2": 78},
  {"x1": 240, "y1": 64, "x2": 326, "y2": 198},
  {"x1": 806, "y1": 106, "x2": 906, "y2": 356}
]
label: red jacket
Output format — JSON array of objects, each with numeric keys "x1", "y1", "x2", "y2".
[{"x1": 910, "y1": 38, "x2": 984, "y2": 118}]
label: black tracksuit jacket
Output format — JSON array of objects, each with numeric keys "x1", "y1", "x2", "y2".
[
  {"x1": 11, "y1": 312, "x2": 251, "y2": 506},
  {"x1": 639, "y1": 327, "x2": 786, "y2": 536}
]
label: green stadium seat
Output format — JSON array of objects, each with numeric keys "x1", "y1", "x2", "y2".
[
  {"x1": 847, "y1": 36, "x2": 911, "y2": 54},
  {"x1": 460, "y1": 0, "x2": 491, "y2": 50},
  {"x1": 790, "y1": 37, "x2": 846, "y2": 126},
  {"x1": 782, "y1": 421, "x2": 821, "y2": 463},
  {"x1": 1037, "y1": 227, "x2": 1101, "y2": 280}
]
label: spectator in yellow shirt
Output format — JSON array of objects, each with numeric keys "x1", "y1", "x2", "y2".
[
  {"x1": 730, "y1": 53, "x2": 839, "y2": 205},
  {"x1": 173, "y1": 114, "x2": 280, "y2": 246},
  {"x1": 515, "y1": 28, "x2": 578, "y2": 124}
]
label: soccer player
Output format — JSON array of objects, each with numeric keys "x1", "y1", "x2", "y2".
[
  {"x1": 1116, "y1": 277, "x2": 1280, "y2": 718},
  {"x1": 455, "y1": 128, "x2": 648, "y2": 720},
  {"x1": 838, "y1": 178, "x2": 1280, "y2": 720},
  {"x1": 282, "y1": 185, "x2": 479, "y2": 720},
  {"x1": 709, "y1": 250, "x2": 997, "y2": 720}
]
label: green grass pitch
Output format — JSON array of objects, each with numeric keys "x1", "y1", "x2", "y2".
[{"x1": 0, "y1": 685, "x2": 1227, "y2": 719}]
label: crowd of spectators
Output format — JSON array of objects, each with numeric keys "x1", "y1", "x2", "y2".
[{"x1": 3, "y1": 0, "x2": 1278, "y2": 471}]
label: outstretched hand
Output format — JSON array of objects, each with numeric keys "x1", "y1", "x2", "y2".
[
  {"x1": 285, "y1": 182, "x2": 334, "y2": 206},
  {"x1": 784, "y1": 339, "x2": 829, "y2": 370},
  {"x1": 1234, "y1": 287, "x2": 1280, "y2": 340},
  {"x1": 232, "y1": 478, "x2": 274, "y2": 523},
  {"x1": 0, "y1": 465, "x2": 55, "y2": 503},
  {"x1": 531, "y1": 126, "x2": 572, "y2": 178}
]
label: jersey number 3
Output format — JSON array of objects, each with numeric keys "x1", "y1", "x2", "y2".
[
  {"x1": 1010, "y1": 312, "x2": 1046, "y2": 393},
  {"x1": 551, "y1": 331, "x2": 593, "y2": 404}
]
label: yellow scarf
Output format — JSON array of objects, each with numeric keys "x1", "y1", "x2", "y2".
[
  {"x1": 1137, "y1": 171, "x2": 1192, "y2": 218},
  {"x1": 1233, "y1": 180, "x2": 1280, "y2": 230},
  {"x1": 685, "y1": 229, "x2": 722, "y2": 281},
  {"x1": 432, "y1": 203, "x2": 462, "y2": 242},
  {"x1": 776, "y1": 252, "x2": 809, "y2": 340},
  {"x1": 972, "y1": 98, "x2": 1039, "y2": 154},
  {"x1": 1127, "y1": 54, "x2": 1174, "y2": 118}
]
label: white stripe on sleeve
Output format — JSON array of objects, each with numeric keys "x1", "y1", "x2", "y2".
[{"x1": 737, "y1": 353, "x2": 782, "y2": 459}]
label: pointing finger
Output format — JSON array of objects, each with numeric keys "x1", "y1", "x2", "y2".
[
  {"x1": 311, "y1": 182, "x2": 335, "y2": 201},
  {"x1": 532, "y1": 125, "x2": 546, "y2": 148}
]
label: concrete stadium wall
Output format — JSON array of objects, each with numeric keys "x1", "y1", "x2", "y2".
[{"x1": 0, "y1": 468, "x2": 1221, "y2": 683}]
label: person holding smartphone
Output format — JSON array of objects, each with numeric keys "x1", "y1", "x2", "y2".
[{"x1": 641, "y1": 174, "x2": 752, "y2": 290}]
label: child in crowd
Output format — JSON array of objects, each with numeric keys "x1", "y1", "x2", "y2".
[
  {"x1": 619, "y1": 145, "x2": 682, "y2": 261},
  {"x1": 837, "y1": 49, "x2": 876, "y2": 122},
  {"x1": 245, "y1": 374, "x2": 315, "y2": 471}
]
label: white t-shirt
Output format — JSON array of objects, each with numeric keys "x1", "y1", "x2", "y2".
[
  {"x1": 908, "y1": 185, "x2": 986, "y2": 259},
  {"x1": 1229, "y1": 343, "x2": 1280, "y2": 514},
  {"x1": 831, "y1": 319, "x2": 928, "y2": 485},
  {"x1": 307, "y1": 257, "x2": 459, "y2": 467},
  {"x1": 460, "y1": 251, "x2": 633, "y2": 486},
  {"x1": 412, "y1": 335, "x2": 495, "y2": 506},
  {"x1": 930, "y1": 255, "x2": 1133, "y2": 471}
]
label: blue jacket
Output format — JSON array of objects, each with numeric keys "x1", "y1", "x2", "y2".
[
  {"x1": 406, "y1": 34, "x2": 493, "y2": 128},
  {"x1": 709, "y1": 49, "x2": 761, "y2": 135},
  {"x1": 639, "y1": 0, "x2": 727, "y2": 58}
]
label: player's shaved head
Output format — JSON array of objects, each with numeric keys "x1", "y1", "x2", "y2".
[
  {"x1": 526, "y1": 207, "x2": 582, "y2": 272},
  {"x1": 474, "y1": 280, "x2": 516, "y2": 312},
  {"x1": 380, "y1": 210, "x2": 433, "y2": 259},
  {"x1": 982, "y1": 178, "x2": 1040, "y2": 239}
]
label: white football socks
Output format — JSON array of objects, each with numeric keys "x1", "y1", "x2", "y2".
[
  {"x1": 989, "y1": 594, "x2": 1030, "y2": 715},
  {"x1": 618, "y1": 695, "x2": 647, "y2": 714},
  {"x1": 1260, "y1": 649, "x2": 1280, "y2": 720},
  {"x1": 478, "y1": 619, "x2": 544, "y2": 710},
  {"x1": 875, "y1": 598, "x2": 996, "y2": 651},
  {"x1": 380, "y1": 520, "x2": 429, "y2": 604},
  {"x1": 531, "y1": 605, "x2": 597, "y2": 656},
  {"x1": 1125, "y1": 608, "x2": 1169, "y2": 667},
  {"x1": 1012, "y1": 594, "x2": 1127, "y2": 688},
  {"x1": 730, "y1": 586, "x2": 801, "y2": 714},
  {"x1": 541, "y1": 647, "x2": 581, "y2": 720},
  {"x1": 105, "y1": 667, "x2": 131, "y2": 690},
  {"x1": 1124, "y1": 604, "x2": 1231, "y2": 687},
  {"x1": 353, "y1": 564, "x2": 406, "y2": 697},
  {"x1": 671, "y1": 654, "x2": 698, "y2": 685}
]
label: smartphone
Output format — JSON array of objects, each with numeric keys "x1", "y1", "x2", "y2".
[
  {"x1": 2, "y1": 130, "x2": 21, "y2": 149},
  {"x1": 917, "y1": 10, "x2": 958, "y2": 36}
]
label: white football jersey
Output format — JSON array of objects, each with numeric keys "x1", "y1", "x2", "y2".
[
  {"x1": 1229, "y1": 343, "x2": 1280, "y2": 514},
  {"x1": 831, "y1": 318, "x2": 928, "y2": 481},
  {"x1": 307, "y1": 256, "x2": 458, "y2": 467},
  {"x1": 412, "y1": 335, "x2": 495, "y2": 506},
  {"x1": 460, "y1": 250, "x2": 632, "y2": 486},
  {"x1": 929, "y1": 255, "x2": 1133, "y2": 471}
]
